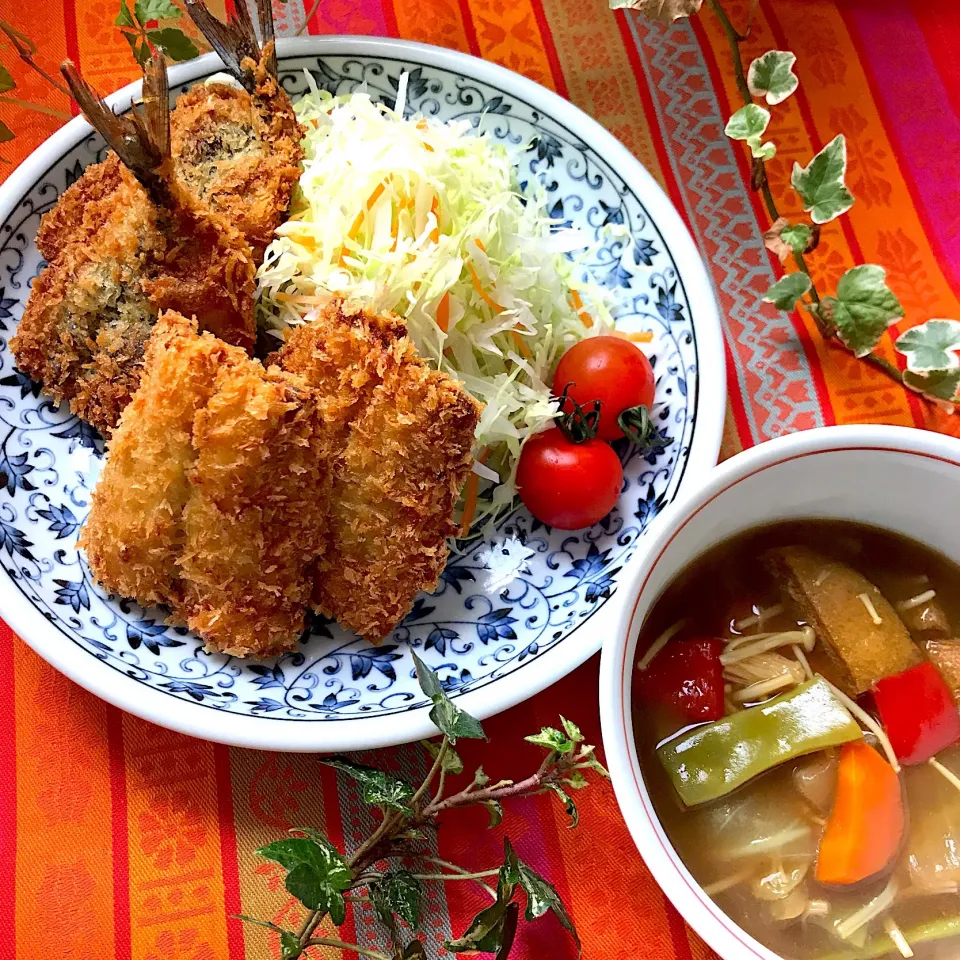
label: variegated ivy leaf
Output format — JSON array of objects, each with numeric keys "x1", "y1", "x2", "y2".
[
  {"x1": 748, "y1": 51, "x2": 799, "y2": 105},
  {"x1": 607, "y1": 0, "x2": 703, "y2": 22},
  {"x1": 763, "y1": 272, "x2": 811, "y2": 311},
  {"x1": 763, "y1": 219, "x2": 814, "y2": 263},
  {"x1": 895, "y1": 319, "x2": 960, "y2": 373},
  {"x1": 0, "y1": 64, "x2": 15, "y2": 95},
  {"x1": 792, "y1": 135, "x2": 854, "y2": 224},
  {"x1": 0, "y1": 120, "x2": 13, "y2": 145},
  {"x1": 903, "y1": 368, "x2": 960, "y2": 405},
  {"x1": 821, "y1": 265, "x2": 903, "y2": 358},
  {"x1": 725, "y1": 104, "x2": 775, "y2": 160}
]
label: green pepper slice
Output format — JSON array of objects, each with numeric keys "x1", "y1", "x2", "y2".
[{"x1": 657, "y1": 675, "x2": 863, "y2": 806}]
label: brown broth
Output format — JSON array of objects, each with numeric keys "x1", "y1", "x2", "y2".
[{"x1": 633, "y1": 520, "x2": 960, "y2": 960}]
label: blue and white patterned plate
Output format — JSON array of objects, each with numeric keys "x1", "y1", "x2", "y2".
[{"x1": 0, "y1": 37, "x2": 723, "y2": 751}]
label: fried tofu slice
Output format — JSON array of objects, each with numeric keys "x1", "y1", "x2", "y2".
[
  {"x1": 269, "y1": 300, "x2": 482, "y2": 643},
  {"x1": 765, "y1": 546, "x2": 922, "y2": 695},
  {"x1": 79, "y1": 311, "x2": 241, "y2": 606},
  {"x1": 176, "y1": 358, "x2": 330, "y2": 657},
  {"x1": 81, "y1": 311, "x2": 330, "y2": 658}
]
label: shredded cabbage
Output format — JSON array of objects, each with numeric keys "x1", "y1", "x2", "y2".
[{"x1": 257, "y1": 76, "x2": 617, "y2": 532}]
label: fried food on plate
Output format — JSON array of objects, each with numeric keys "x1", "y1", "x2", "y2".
[
  {"x1": 269, "y1": 299, "x2": 482, "y2": 643},
  {"x1": 81, "y1": 311, "x2": 330, "y2": 658},
  {"x1": 11, "y1": 54, "x2": 256, "y2": 437},
  {"x1": 176, "y1": 0, "x2": 303, "y2": 259}
]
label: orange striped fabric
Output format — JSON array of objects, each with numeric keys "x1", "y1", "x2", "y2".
[{"x1": 2, "y1": 1, "x2": 960, "y2": 958}]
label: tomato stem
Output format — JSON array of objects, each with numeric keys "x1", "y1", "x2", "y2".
[{"x1": 618, "y1": 405, "x2": 673, "y2": 454}]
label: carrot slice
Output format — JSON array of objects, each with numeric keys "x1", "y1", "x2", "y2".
[
  {"x1": 459, "y1": 448, "x2": 489, "y2": 536},
  {"x1": 815, "y1": 740, "x2": 904, "y2": 887},
  {"x1": 436, "y1": 292, "x2": 451, "y2": 333},
  {"x1": 467, "y1": 263, "x2": 506, "y2": 312},
  {"x1": 430, "y1": 196, "x2": 440, "y2": 244},
  {"x1": 569, "y1": 288, "x2": 593, "y2": 328}
]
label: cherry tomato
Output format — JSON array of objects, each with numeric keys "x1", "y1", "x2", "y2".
[
  {"x1": 516, "y1": 427, "x2": 623, "y2": 530},
  {"x1": 553, "y1": 336, "x2": 655, "y2": 442}
]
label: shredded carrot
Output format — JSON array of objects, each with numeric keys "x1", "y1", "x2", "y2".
[
  {"x1": 416, "y1": 118, "x2": 428, "y2": 130},
  {"x1": 347, "y1": 180, "x2": 387, "y2": 242},
  {"x1": 430, "y1": 196, "x2": 440, "y2": 244},
  {"x1": 467, "y1": 263, "x2": 506, "y2": 312},
  {"x1": 474, "y1": 238, "x2": 487, "y2": 253},
  {"x1": 627, "y1": 331, "x2": 654, "y2": 343},
  {"x1": 511, "y1": 331, "x2": 532, "y2": 359},
  {"x1": 290, "y1": 234, "x2": 318, "y2": 252},
  {"x1": 436, "y1": 291, "x2": 451, "y2": 333},
  {"x1": 310, "y1": 118, "x2": 319, "y2": 128},
  {"x1": 422, "y1": 141, "x2": 435, "y2": 152},
  {"x1": 459, "y1": 448, "x2": 489, "y2": 536},
  {"x1": 569, "y1": 288, "x2": 594, "y2": 328}
]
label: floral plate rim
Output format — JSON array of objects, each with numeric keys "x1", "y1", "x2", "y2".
[{"x1": 0, "y1": 35, "x2": 725, "y2": 752}]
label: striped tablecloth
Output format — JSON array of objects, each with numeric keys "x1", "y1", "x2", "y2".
[{"x1": 1, "y1": 1, "x2": 959, "y2": 958}]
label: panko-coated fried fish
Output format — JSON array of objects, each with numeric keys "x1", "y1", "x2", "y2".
[
  {"x1": 38, "y1": 0, "x2": 302, "y2": 265},
  {"x1": 268, "y1": 299, "x2": 482, "y2": 643},
  {"x1": 80, "y1": 311, "x2": 331, "y2": 658},
  {"x1": 11, "y1": 55, "x2": 256, "y2": 437},
  {"x1": 176, "y1": 0, "x2": 303, "y2": 259}
]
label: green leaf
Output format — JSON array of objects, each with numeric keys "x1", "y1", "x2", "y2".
[
  {"x1": 235, "y1": 916, "x2": 303, "y2": 959},
  {"x1": 903, "y1": 368, "x2": 960, "y2": 404},
  {"x1": 494, "y1": 902, "x2": 520, "y2": 960},
  {"x1": 402, "y1": 942, "x2": 427, "y2": 960},
  {"x1": 763, "y1": 272, "x2": 811, "y2": 311},
  {"x1": 412, "y1": 651, "x2": 486, "y2": 743},
  {"x1": 422, "y1": 738, "x2": 463, "y2": 774},
  {"x1": 748, "y1": 50, "x2": 799, "y2": 105},
  {"x1": 280, "y1": 932, "x2": 303, "y2": 960},
  {"x1": 498, "y1": 837, "x2": 522, "y2": 899},
  {"x1": 483, "y1": 799, "x2": 503, "y2": 828},
  {"x1": 525, "y1": 726, "x2": 573, "y2": 754},
  {"x1": 320, "y1": 757, "x2": 414, "y2": 812},
  {"x1": 0, "y1": 63, "x2": 15, "y2": 95},
  {"x1": 134, "y1": 0, "x2": 181, "y2": 22},
  {"x1": 0, "y1": 120, "x2": 13, "y2": 145},
  {"x1": 895, "y1": 319, "x2": 960, "y2": 373},
  {"x1": 472, "y1": 766, "x2": 490, "y2": 788},
  {"x1": 370, "y1": 871, "x2": 423, "y2": 930},
  {"x1": 115, "y1": 0, "x2": 136, "y2": 26},
  {"x1": 560, "y1": 716, "x2": 584, "y2": 744},
  {"x1": 121, "y1": 30, "x2": 151, "y2": 67},
  {"x1": 146, "y1": 27, "x2": 199, "y2": 62},
  {"x1": 517, "y1": 863, "x2": 580, "y2": 949},
  {"x1": 446, "y1": 900, "x2": 513, "y2": 953},
  {"x1": 256, "y1": 837, "x2": 351, "y2": 921},
  {"x1": 780, "y1": 223, "x2": 813, "y2": 257},
  {"x1": 823, "y1": 264, "x2": 903, "y2": 358},
  {"x1": 725, "y1": 103, "x2": 769, "y2": 142},
  {"x1": 791, "y1": 134, "x2": 855, "y2": 224},
  {"x1": 565, "y1": 771, "x2": 589, "y2": 789},
  {"x1": 546, "y1": 782, "x2": 579, "y2": 828}
]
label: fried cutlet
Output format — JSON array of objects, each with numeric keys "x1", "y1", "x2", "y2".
[
  {"x1": 80, "y1": 312, "x2": 330, "y2": 658},
  {"x1": 11, "y1": 55, "x2": 256, "y2": 438},
  {"x1": 177, "y1": 0, "x2": 302, "y2": 260},
  {"x1": 268, "y1": 300, "x2": 482, "y2": 643}
]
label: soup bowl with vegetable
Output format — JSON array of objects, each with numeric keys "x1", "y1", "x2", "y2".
[{"x1": 599, "y1": 425, "x2": 960, "y2": 960}]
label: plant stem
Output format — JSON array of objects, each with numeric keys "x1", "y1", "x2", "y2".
[
  {"x1": 304, "y1": 938, "x2": 390, "y2": 960},
  {"x1": 297, "y1": 909, "x2": 324, "y2": 945},
  {"x1": 424, "y1": 752, "x2": 556, "y2": 817},
  {"x1": 0, "y1": 96, "x2": 70, "y2": 120},
  {"x1": 409, "y1": 739, "x2": 448, "y2": 810},
  {"x1": 413, "y1": 869, "x2": 500, "y2": 881},
  {"x1": 0, "y1": 20, "x2": 70, "y2": 96},
  {"x1": 709, "y1": 0, "x2": 911, "y2": 393},
  {"x1": 298, "y1": 0, "x2": 323, "y2": 35}
]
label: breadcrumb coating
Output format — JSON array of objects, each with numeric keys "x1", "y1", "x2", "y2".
[
  {"x1": 268, "y1": 300, "x2": 482, "y2": 643},
  {"x1": 81, "y1": 312, "x2": 330, "y2": 657}
]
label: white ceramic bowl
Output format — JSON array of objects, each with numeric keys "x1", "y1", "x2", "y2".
[{"x1": 599, "y1": 424, "x2": 960, "y2": 960}]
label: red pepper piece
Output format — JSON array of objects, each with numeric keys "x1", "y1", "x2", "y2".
[
  {"x1": 636, "y1": 637, "x2": 725, "y2": 723},
  {"x1": 873, "y1": 661, "x2": 960, "y2": 765}
]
